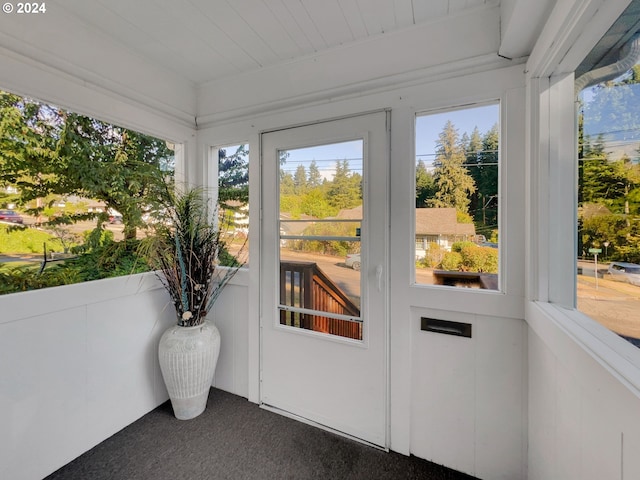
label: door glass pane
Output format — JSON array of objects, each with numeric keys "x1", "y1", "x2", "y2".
[
  {"x1": 415, "y1": 103, "x2": 500, "y2": 290},
  {"x1": 278, "y1": 140, "x2": 363, "y2": 340}
]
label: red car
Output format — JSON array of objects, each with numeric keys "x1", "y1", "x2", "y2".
[{"x1": 0, "y1": 209, "x2": 24, "y2": 224}]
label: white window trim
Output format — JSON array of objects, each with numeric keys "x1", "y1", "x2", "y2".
[{"x1": 527, "y1": 0, "x2": 640, "y2": 398}]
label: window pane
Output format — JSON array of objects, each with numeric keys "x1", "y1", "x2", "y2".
[
  {"x1": 0, "y1": 89, "x2": 174, "y2": 295},
  {"x1": 577, "y1": 64, "x2": 640, "y2": 348},
  {"x1": 278, "y1": 141, "x2": 363, "y2": 340},
  {"x1": 415, "y1": 103, "x2": 500, "y2": 290},
  {"x1": 218, "y1": 144, "x2": 249, "y2": 264}
]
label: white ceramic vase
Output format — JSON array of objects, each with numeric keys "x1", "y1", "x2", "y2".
[{"x1": 158, "y1": 319, "x2": 220, "y2": 420}]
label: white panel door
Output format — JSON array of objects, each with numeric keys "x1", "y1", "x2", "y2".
[{"x1": 260, "y1": 111, "x2": 389, "y2": 447}]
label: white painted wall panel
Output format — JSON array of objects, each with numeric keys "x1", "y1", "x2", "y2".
[
  {"x1": 211, "y1": 271, "x2": 250, "y2": 397},
  {"x1": 527, "y1": 302, "x2": 640, "y2": 480},
  {"x1": 0, "y1": 307, "x2": 88, "y2": 480},
  {"x1": 84, "y1": 288, "x2": 170, "y2": 448},
  {"x1": 474, "y1": 316, "x2": 527, "y2": 480},
  {"x1": 0, "y1": 273, "x2": 249, "y2": 480},
  {"x1": 410, "y1": 310, "x2": 526, "y2": 479},
  {"x1": 410, "y1": 310, "x2": 476, "y2": 475}
]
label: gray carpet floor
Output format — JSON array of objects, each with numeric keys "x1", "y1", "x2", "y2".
[{"x1": 45, "y1": 389, "x2": 478, "y2": 480}]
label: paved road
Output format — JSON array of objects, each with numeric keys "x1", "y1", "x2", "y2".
[{"x1": 577, "y1": 274, "x2": 640, "y2": 341}]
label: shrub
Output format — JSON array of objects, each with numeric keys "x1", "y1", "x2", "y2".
[
  {"x1": 451, "y1": 241, "x2": 476, "y2": 253},
  {"x1": 440, "y1": 252, "x2": 463, "y2": 271},
  {"x1": 417, "y1": 242, "x2": 446, "y2": 268},
  {"x1": 0, "y1": 263, "x2": 83, "y2": 294},
  {"x1": 0, "y1": 239, "x2": 151, "y2": 295},
  {"x1": 459, "y1": 244, "x2": 498, "y2": 273},
  {"x1": 437, "y1": 245, "x2": 498, "y2": 273}
]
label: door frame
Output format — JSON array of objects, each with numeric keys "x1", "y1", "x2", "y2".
[{"x1": 258, "y1": 110, "x2": 391, "y2": 447}]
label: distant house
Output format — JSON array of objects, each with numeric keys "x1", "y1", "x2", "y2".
[
  {"x1": 415, "y1": 208, "x2": 476, "y2": 257},
  {"x1": 334, "y1": 205, "x2": 476, "y2": 257}
]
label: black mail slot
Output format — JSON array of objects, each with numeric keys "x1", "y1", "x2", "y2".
[{"x1": 420, "y1": 317, "x2": 472, "y2": 338}]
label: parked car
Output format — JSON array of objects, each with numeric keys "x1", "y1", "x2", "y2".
[
  {"x1": 108, "y1": 214, "x2": 123, "y2": 224},
  {"x1": 607, "y1": 261, "x2": 640, "y2": 286},
  {"x1": 345, "y1": 253, "x2": 361, "y2": 271},
  {"x1": 0, "y1": 209, "x2": 24, "y2": 224}
]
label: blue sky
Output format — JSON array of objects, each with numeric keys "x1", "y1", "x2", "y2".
[
  {"x1": 272, "y1": 103, "x2": 499, "y2": 180},
  {"x1": 416, "y1": 103, "x2": 499, "y2": 168},
  {"x1": 281, "y1": 140, "x2": 363, "y2": 179}
]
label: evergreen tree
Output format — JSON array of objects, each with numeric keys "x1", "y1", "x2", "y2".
[
  {"x1": 327, "y1": 160, "x2": 361, "y2": 210},
  {"x1": 477, "y1": 124, "x2": 499, "y2": 229},
  {"x1": 464, "y1": 127, "x2": 484, "y2": 222},
  {"x1": 308, "y1": 160, "x2": 322, "y2": 187},
  {"x1": 429, "y1": 121, "x2": 476, "y2": 215},
  {"x1": 415, "y1": 159, "x2": 435, "y2": 208},
  {"x1": 294, "y1": 164, "x2": 307, "y2": 194}
]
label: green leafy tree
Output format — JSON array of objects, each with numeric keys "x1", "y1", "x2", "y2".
[
  {"x1": 58, "y1": 114, "x2": 174, "y2": 239},
  {"x1": 0, "y1": 91, "x2": 68, "y2": 208},
  {"x1": 300, "y1": 189, "x2": 337, "y2": 218},
  {"x1": 0, "y1": 91, "x2": 174, "y2": 240}
]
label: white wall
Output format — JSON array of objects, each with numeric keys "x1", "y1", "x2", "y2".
[
  {"x1": 0, "y1": 272, "x2": 249, "y2": 480},
  {"x1": 199, "y1": 62, "x2": 529, "y2": 479},
  {"x1": 409, "y1": 310, "x2": 527, "y2": 479},
  {"x1": 527, "y1": 303, "x2": 640, "y2": 479},
  {"x1": 524, "y1": 2, "x2": 640, "y2": 480},
  {"x1": 210, "y1": 269, "x2": 250, "y2": 397}
]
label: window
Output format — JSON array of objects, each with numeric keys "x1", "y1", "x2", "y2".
[
  {"x1": 0, "y1": 89, "x2": 175, "y2": 294},
  {"x1": 217, "y1": 144, "x2": 249, "y2": 264},
  {"x1": 576, "y1": 58, "x2": 640, "y2": 348},
  {"x1": 414, "y1": 103, "x2": 500, "y2": 289}
]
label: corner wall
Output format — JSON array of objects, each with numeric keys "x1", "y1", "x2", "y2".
[
  {"x1": 527, "y1": 302, "x2": 640, "y2": 479},
  {"x1": 0, "y1": 272, "x2": 250, "y2": 480},
  {"x1": 0, "y1": 274, "x2": 174, "y2": 480}
]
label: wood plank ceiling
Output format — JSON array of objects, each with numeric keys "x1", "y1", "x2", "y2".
[{"x1": 52, "y1": 0, "x2": 493, "y2": 85}]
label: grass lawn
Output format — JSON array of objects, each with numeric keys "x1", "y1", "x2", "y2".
[{"x1": 0, "y1": 224, "x2": 65, "y2": 254}]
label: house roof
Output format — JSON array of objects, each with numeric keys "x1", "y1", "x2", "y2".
[
  {"x1": 415, "y1": 208, "x2": 476, "y2": 236},
  {"x1": 279, "y1": 212, "x2": 316, "y2": 235},
  {"x1": 335, "y1": 205, "x2": 363, "y2": 220}
]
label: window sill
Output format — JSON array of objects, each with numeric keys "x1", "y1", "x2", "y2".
[{"x1": 528, "y1": 301, "x2": 640, "y2": 399}]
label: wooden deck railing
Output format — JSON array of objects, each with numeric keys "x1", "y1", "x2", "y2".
[{"x1": 280, "y1": 260, "x2": 362, "y2": 340}]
